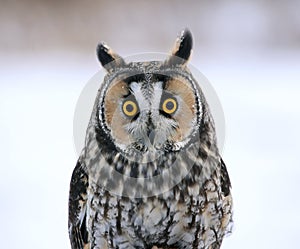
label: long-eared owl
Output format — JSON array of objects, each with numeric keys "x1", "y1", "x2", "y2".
[{"x1": 68, "y1": 29, "x2": 233, "y2": 249}]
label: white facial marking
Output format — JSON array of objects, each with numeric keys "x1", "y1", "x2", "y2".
[
  {"x1": 150, "y1": 82, "x2": 163, "y2": 111},
  {"x1": 129, "y1": 82, "x2": 149, "y2": 111}
]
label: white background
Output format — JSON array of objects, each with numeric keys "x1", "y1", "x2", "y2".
[{"x1": 1, "y1": 1, "x2": 300, "y2": 248}]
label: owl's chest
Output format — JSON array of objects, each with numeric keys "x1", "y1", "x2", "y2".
[{"x1": 86, "y1": 182, "x2": 220, "y2": 249}]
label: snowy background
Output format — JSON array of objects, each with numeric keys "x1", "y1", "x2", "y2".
[{"x1": 1, "y1": 1, "x2": 300, "y2": 248}]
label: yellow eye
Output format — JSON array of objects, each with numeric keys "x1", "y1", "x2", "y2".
[
  {"x1": 122, "y1": 100, "x2": 138, "y2": 117},
  {"x1": 162, "y1": 98, "x2": 177, "y2": 114}
]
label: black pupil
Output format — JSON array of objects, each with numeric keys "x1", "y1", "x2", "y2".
[
  {"x1": 126, "y1": 104, "x2": 134, "y2": 112},
  {"x1": 166, "y1": 100, "x2": 174, "y2": 110}
]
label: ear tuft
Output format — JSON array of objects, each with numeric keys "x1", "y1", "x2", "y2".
[
  {"x1": 96, "y1": 42, "x2": 125, "y2": 71},
  {"x1": 167, "y1": 28, "x2": 193, "y2": 66}
]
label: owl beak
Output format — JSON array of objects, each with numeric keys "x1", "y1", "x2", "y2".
[{"x1": 147, "y1": 129, "x2": 156, "y2": 145}]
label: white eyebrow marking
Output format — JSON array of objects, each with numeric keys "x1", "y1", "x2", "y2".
[
  {"x1": 129, "y1": 82, "x2": 148, "y2": 111},
  {"x1": 151, "y1": 81, "x2": 163, "y2": 111},
  {"x1": 129, "y1": 81, "x2": 163, "y2": 112}
]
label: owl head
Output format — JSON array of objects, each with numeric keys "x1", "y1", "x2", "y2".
[{"x1": 94, "y1": 29, "x2": 212, "y2": 159}]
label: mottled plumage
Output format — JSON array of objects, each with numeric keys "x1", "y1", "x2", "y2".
[{"x1": 69, "y1": 29, "x2": 233, "y2": 249}]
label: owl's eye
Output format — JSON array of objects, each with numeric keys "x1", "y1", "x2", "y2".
[
  {"x1": 162, "y1": 98, "x2": 177, "y2": 114},
  {"x1": 122, "y1": 100, "x2": 138, "y2": 117}
]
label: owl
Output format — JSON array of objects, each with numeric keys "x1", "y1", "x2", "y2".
[{"x1": 68, "y1": 29, "x2": 233, "y2": 249}]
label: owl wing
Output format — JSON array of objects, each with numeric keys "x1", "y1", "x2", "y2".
[
  {"x1": 220, "y1": 158, "x2": 231, "y2": 196},
  {"x1": 68, "y1": 159, "x2": 89, "y2": 249},
  {"x1": 218, "y1": 157, "x2": 233, "y2": 238}
]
